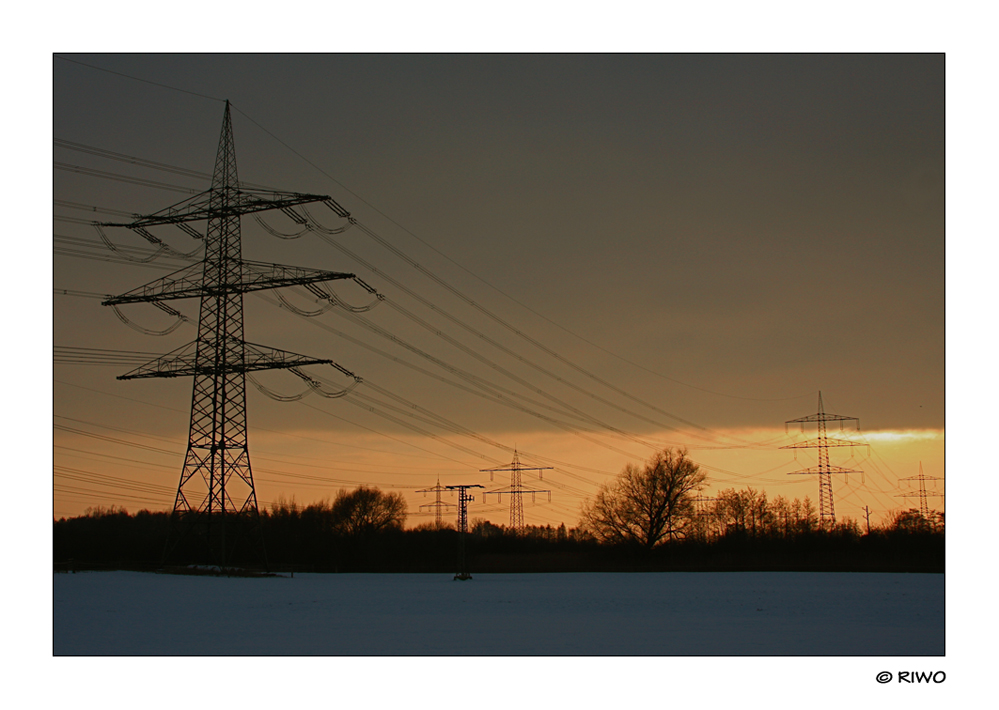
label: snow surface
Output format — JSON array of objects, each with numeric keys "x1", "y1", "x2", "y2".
[{"x1": 53, "y1": 571, "x2": 943, "y2": 655}]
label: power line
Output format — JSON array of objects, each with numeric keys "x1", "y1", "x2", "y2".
[
  {"x1": 57, "y1": 56, "x2": 817, "y2": 415},
  {"x1": 55, "y1": 162, "x2": 202, "y2": 194},
  {"x1": 54, "y1": 346, "x2": 169, "y2": 366},
  {"x1": 57, "y1": 113, "x2": 808, "y2": 415},
  {"x1": 56, "y1": 56, "x2": 226, "y2": 103},
  {"x1": 228, "y1": 103, "x2": 810, "y2": 405},
  {"x1": 310, "y1": 223, "x2": 727, "y2": 446},
  {"x1": 54, "y1": 77, "x2": 888, "y2": 529},
  {"x1": 54, "y1": 140, "x2": 281, "y2": 192},
  {"x1": 55, "y1": 424, "x2": 180, "y2": 455},
  {"x1": 56, "y1": 129, "x2": 804, "y2": 472}
]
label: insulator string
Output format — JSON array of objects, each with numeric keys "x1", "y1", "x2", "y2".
[
  {"x1": 92, "y1": 223, "x2": 170, "y2": 263},
  {"x1": 109, "y1": 303, "x2": 186, "y2": 336},
  {"x1": 251, "y1": 212, "x2": 310, "y2": 239}
]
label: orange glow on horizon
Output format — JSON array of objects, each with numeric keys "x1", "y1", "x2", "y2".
[{"x1": 54, "y1": 422, "x2": 944, "y2": 531}]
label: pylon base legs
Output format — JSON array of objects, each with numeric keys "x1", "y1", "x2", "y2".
[{"x1": 161, "y1": 509, "x2": 269, "y2": 570}]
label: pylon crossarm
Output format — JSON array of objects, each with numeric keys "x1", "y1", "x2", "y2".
[
  {"x1": 98, "y1": 189, "x2": 332, "y2": 229},
  {"x1": 102, "y1": 261, "x2": 355, "y2": 305},
  {"x1": 484, "y1": 486, "x2": 552, "y2": 496},
  {"x1": 787, "y1": 465, "x2": 862, "y2": 475},
  {"x1": 480, "y1": 463, "x2": 554, "y2": 474},
  {"x1": 240, "y1": 260, "x2": 355, "y2": 292},
  {"x1": 785, "y1": 413, "x2": 859, "y2": 425},
  {"x1": 102, "y1": 263, "x2": 204, "y2": 305},
  {"x1": 241, "y1": 341, "x2": 335, "y2": 371},
  {"x1": 117, "y1": 339, "x2": 333, "y2": 380},
  {"x1": 781, "y1": 437, "x2": 867, "y2": 450}
]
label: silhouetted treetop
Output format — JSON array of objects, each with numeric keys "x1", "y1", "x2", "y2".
[
  {"x1": 581, "y1": 447, "x2": 706, "y2": 548},
  {"x1": 330, "y1": 486, "x2": 407, "y2": 537}
]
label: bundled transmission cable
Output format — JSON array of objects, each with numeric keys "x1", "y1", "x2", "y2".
[
  {"x1": 303, "y1": 279, "x2": 384, "y2": 314},
  {"x1": 259, "y1": 289, "x2": 612, "y2": 430},
  {"x1": 274, "y1": 290, "x2": 340, "y2": 317},
  {"x1": 258, "y1": 289, "x2": 687, "y2": 468},
  {"x1": 305, "y1": 217, "x2": 725, "y2": 445},
  {"x1": 58, "y1": 137, "x2": 744, "y2": 443},
  {"x1": 54, "y1": 346, "x2": 165, "y2": 366},
  {"x1": 92, "y1": 223, "x2": 170, "y2": 263},
  {"x1": 55, "y1": 162, "x2": 200, "y2": 195},
  {"x1": 248, "y1": 363, "x2": 361, "y2": 402},
  {"x1": 108, "y1": 300, "x2": 191, "y2": 336},
  {"x1": 303, "y1": 367, "x2": 620, "y2": 486},
  {"x1": 252, "y1": 212, "x2": 311, "y2": 239}
]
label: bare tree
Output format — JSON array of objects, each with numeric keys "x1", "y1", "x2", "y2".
[
  {"x1": 581, "y1": 448, "x2": 706, "y2": 548},
  {"x1": 714, "y1": 487, "x2": 772, "y2": 537},
  {"x1": 331, "y1": 486, "x2": 407, "y2": 537}
]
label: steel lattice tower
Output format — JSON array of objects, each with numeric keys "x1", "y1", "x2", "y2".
[
  {"x1": 445, "y1": 484, "x2": 482, "y2": 580},
  {"x1": 101, "y1": 101, "x2": 357, "y2": 568},
  {"x1": 782, "y1": 392, "x2": 866, "y2": 523},
  {"x1": 897, "y1": 462, "x2": 944, "y2": 516},
  {"x1": 481, "y1": 451, "x2": 552, "y2": 530},
  {"x1": 417, "y1": 478, "x2": 455, "y2": 528}
]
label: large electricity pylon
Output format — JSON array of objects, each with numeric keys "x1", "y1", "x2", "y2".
[
  {"x1": 101, "y1": 101, "x2": 357, "y2": 568},
  {"x1": 782, "y1": 392, "x2": 866, "y2": 524},
  {"x1": 417, "y1": 478, "x2": 455, "y2": 528},
  {"x1": 481, "y1": 450, "x2": 552, "y2": 531},
  {"x1": 897, "y1": 462, "x2": 944, "y2": 516},
  {"x1": 445, "y1": 484, "x2": 482, "y2": 580}
]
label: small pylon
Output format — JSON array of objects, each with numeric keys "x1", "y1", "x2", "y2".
[
  {"x1": 481, "y1": 450, "x2": 552, "y2": 531},
  {"x1": 691, "y1": 495, "x2": 717, "y2": 517},
  {"x1": 782, "y1": 392, "x2": 867, "y2": 523},
  {"x1": 897, "y1": 462, "x2": 944, "y2": 516},
  {"x1": 445, "y1": 484, "x2": 482, "y2": 580},
  {"x1": 417, "y1": 478, "x2": 455, "y2": 528}
]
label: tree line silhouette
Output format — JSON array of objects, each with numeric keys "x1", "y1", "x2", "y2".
[{"x1": 54, "y1": 485, "x2": 942, "y2": 575}]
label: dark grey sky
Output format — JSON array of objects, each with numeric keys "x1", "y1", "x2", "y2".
[{"x1": 54, "y1": 53, "x2": 943, "y2": 433}]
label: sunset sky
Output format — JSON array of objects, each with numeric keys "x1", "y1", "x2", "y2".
[
  {"x1": 14, "y1": 3, "x2": 999, "y2": 702},
  {"x1": 51, "y1": 53, "x2": 945, "y2": 529}
]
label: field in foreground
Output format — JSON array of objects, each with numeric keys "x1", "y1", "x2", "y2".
[{"x1": 53, "y1": 571, "x2": 943, "y2": 655}]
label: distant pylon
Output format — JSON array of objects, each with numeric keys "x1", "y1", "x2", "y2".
[
  {"x1": 445, "y1": 484, "x2": 483, "y2": 580},
  {"x1": 897, "y1": 462, "x2": 944, "y2": 516},
  {"x1": 101, "y1": 101, "x2": 359, "y2": 568},
  {"x1": 417, "y1": 478, "x2": 455, "y2": 528},
  {"x1": 481, "y1": 450, "x2": 552, "y2": 530},
  {"x1": 782, "y1": 392, "x2": 867, "y2": 523},
  {"x1": 692, "y1": 495, "x2": 717, "y2": 517}
]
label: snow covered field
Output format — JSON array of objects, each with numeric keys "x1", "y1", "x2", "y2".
[{"x1": 53, "y1": 570, "x2": 943, "y2": 655}]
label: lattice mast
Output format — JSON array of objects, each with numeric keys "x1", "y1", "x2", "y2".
[
  {"x1": 445, "y1": 484, "x2": 483, "y2": 580},
  {"x1": 481, "y1": 450, "x2": 552, "y2": 530},
  {"x1": 782, "y1": 392, "x2": 866, "y2": 523},
  {"x1": 417, "y1": 478, "x2": 455, "y2": 528},
  {"x1": 897, "y1": 462, "x2": 944, "y2": 516},
  {"x1": 101, "y1": 101, "x2": 356, "y2": 567}
]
